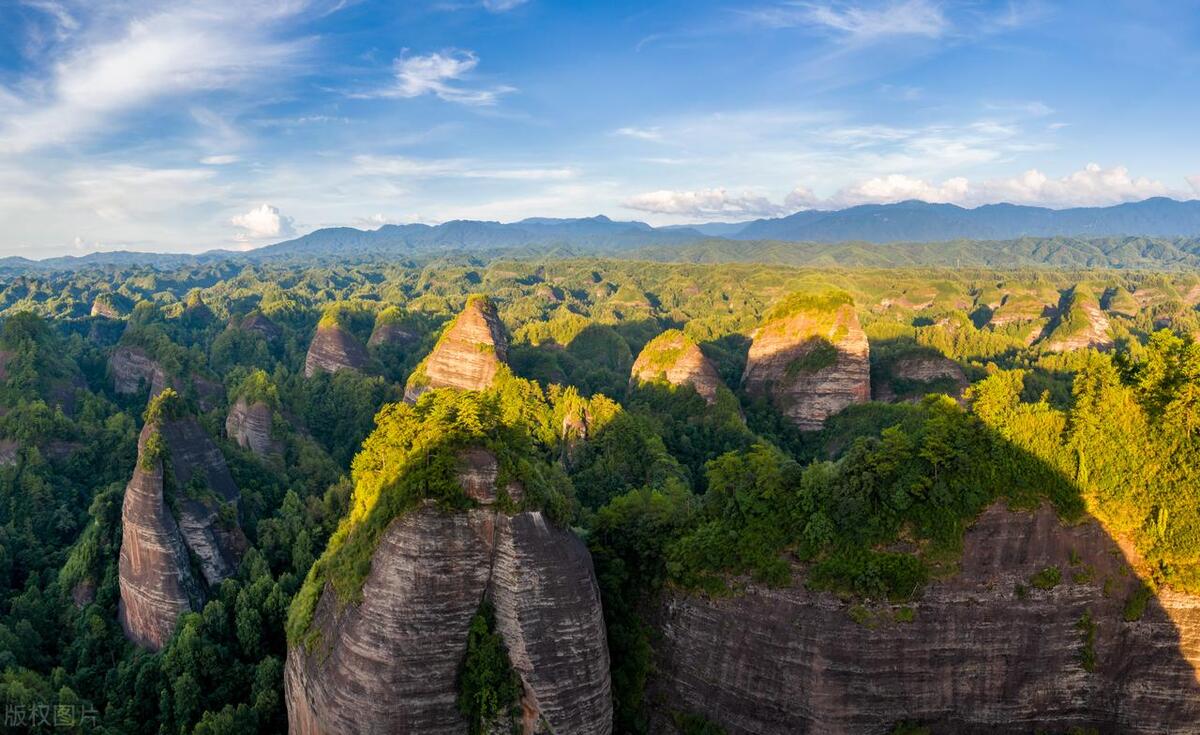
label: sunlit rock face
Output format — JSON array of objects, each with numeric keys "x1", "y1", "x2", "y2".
[
  {"x1": 226, "y1": 398, "x2": 283, "y2": 461},
  {"x1": 304, "y1": 323, "x2": 370, "y2": 378},
  {"x1": 650, "y1": 503, "x2": 1200, "y2": 734},
  {"x1": 117, "y1": 424, "x2": 198, "y2": 651},
  {"x1": 630, "y1": 330, "x2": 725, "y2": 405},
  {"x1": 118, "y1": 417, "x2": 244, "y2": 650},
  {"x1": 285, "y1": 448, "x2": 611, "y2": 735},
  {"x1": 742, "y1": 296, "x2": 870, "y2": 431},
  {"x1": 109, "y1": 345, "x2": 172, "y2": 398},
  {"x1": 1040, "y1": 290, "x2": 1114, "y2": 353},
  {"x1": 404, "y1": 296, "x2": 508, "y2": 402}
]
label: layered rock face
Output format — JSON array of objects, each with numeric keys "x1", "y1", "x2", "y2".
[
  {"x1": 241, "y1": 312, "x2": 282, "y2": 342},
  {"x1": 1041, "y1": 293, "x2": 1113, "y2": 353},
  {"x1": 875, "y1": 353, "x2": 969, "y2": 403},
  {"x1": 118, "y1": 424, "x2": 200, "y2": 651},
  {"x1": 109, "y1": 346, "x2": 172, "y2": 397},
  {"x1": 226, "y1": 398, "x2": 283, "y2": 461},
  {"x1": 119, "y1": 417, "x2": 244, "y2": 649},
  {"x1": 404, "y1": 297, "x2": 509, "y2": 402},
  {"x1": 304, "y1": 323, "x2": 370, "y2": 378},
  {"x1": 286, "y1": 450, "x2": 611, "y2": 735},
  {"x1": 368, "y1": 320, "x2": 416, "y2": 348},
  {"x1": 742, "y1": 300, "x2": 869, "y2": 430},
  {"x1": 650, "y1": 503, "x2": 1200, "y2": 734},
  {"x1": 630, "y1": 330, "x2": 725, "y2": 404}
]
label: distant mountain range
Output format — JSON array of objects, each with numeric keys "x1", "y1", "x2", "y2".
[{"x1": 6, "y1": 197, "x2": 1200, "y2": 273}]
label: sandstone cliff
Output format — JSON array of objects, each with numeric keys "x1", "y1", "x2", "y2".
[
  {"x1": 742, "y1": 293, "x2": 869, "y2": 431},
  {"x1": 109, "y1": 345, "x2": 172, "y2": 397},
  {"x1": 630, "y1": 330, "x2": 725, "y2": 405},
  {"x1": 875, "y1": 353, "x2": 969, "y2": 403},
  {"x1": 240, "y1": 312, "x2": 282, "y2": 342},
  {"x1": 119, "y1": 405, "x2": 245, "y2": 649},
  {"x1": 404, "y1": 296, "x2": 509, "y2": 402},
  {"x1": 226, "y1": 398, "x2": 283, "y2": 461},
  {"x1": 117, "y1": 423, "x2": 200, "y2": 651},
  {"x1": 285, "y1": 449, "x2": 611, "y2": 735},
  {"x1": 650, "y1": 503, "x2": 1200, "y2": 734},
  {"x1": 1040, "y1": 287, "x2": 1113, "y2": 353},
  {"x1": 304, "y1": 323, "x2": 370, "y2": 378}
]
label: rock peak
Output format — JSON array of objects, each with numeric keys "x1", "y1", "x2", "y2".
[
  {"x1": 742, "y1": 291, "x2": 870, "y2": 430},
  {"x1": 305, "y1": 321, "x2": 370, "y2": 378},
  {"x1": 404, "y1": 295, "x2": 508, "y2": 402},
  {"x1": 630, "y1": 329, "x2": 726, "y2": 404}
]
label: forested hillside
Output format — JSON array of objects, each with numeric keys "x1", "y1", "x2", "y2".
[{"x1": 0, "y1": 255, "x2": 1198, "y2": 733}]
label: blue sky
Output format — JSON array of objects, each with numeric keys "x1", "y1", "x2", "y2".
[{"x1": 0, "y1": 0, "x2": 1197, "y2": 256}]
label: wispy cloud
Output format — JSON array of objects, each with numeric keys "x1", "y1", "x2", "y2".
[
  {"x1": 743, "y1": 0, "x2": 948, "y2": 39},
  {"x1": 623, "y1": 188, "x2": 785, "y2": 218},
  {"x1": 368, "y1": 50, "x2": 515, "y2": 106},
  {"x1": 353, "y1": 154, "x2": 574, "y2": 180},
  {"x1": 0, "y1": 2, "x2": 321, "y2": 153}
]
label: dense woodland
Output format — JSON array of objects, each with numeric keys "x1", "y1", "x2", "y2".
[{"x1": 0, "y1": 254, "x2": 1198, "y2": 733}]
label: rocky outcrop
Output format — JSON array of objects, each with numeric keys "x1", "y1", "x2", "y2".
[
  {"x1": 404, "y1": 296, "x2": 509, "y2": 402},
  {"x1": 742, "y1": 295, "x2": 870, "y2": 431},
  {"x1": 241, "y1": 312, "x2": 282, "y2": 342},
  {"x1": 285, "y1": 449, "x2": 611, "y2": 735},
  {"x1": 118, "y1": 424, "x2": 200, "y2": 651},
  {"x1": 91, "y1": 296, "x2": 123, "y2": 319},
  {"x1": 304, "y1": 323, "x2": 369, "y2": 378},
  {"x1": 1041, "y1": 289, "x2": 1113, "y2": 353},
  {"x1": 875, "y1": 353, "x2": 969, "y2": 403},
  {"x1": 0, "y1": 438, "x2": 18, "y2": 466},
  {"x1": 109, "y1": 346, "x2": 172, "y2": 397},
  {"x1": 368, "y1": 320, "x2": 416, "y2": 348},
  {"x1": 650, "y1": 503, "x2": 1200, "y2": 734},
  {"x1": 630, "y1": 330, "x2": 725, "y2": 404},
  {"x1": 226, "y1": 398, "x2": 283, "y2": 461},
  {"x1": 119, "y1": 414, "x2": 244, "y2": 649}
]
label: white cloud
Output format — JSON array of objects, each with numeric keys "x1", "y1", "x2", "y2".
[
  {"x1": 377, "y1": 50, "x2": 514, "y2": 106},
  {"x1": 749, "y1": 0, "x2": 948, "y2": 39},
  {"x1": 624, "y1": 165, "x2": 1187, "y2": 219},
  {"x1": 482, "y1": 0, "x2": 529, "y2": 10},
  {"x1": 352, "y1": 154, "x2": 575, "y2": 180},
  {"x1": 614, "y1": 126, "x2": 664, "y2": 141},
  {"x1": 0, "y1": 3, "x2": 317, "y2": 153},
  {"x1": 231, "y1": 204, "x2": 296, "y2": 240},
  {"x1": 623, "y1": 188, "x2": 785, "y2": 218},
  {"x1": 836, "y1": 173, "x2": 970, "y2": 205},
  {"x1": 201, "y1": 154, "x2": 240, "y2": 165},
  {"x1": 1187, "y1": 175, "x2": 1200, "y2": 196}
]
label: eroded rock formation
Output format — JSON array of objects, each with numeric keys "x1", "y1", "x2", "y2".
[
  {"x1": 630, "y1": 330, "x2": 725, "y2": 404},
  {"x1": 226, "y1": 398, "x2": 283, "y2": 461},
  {"x1": 285, "y1": 449, "x2": 611, "y2": 735},
  {"x1": 304, "y1": 323, "x2": 369, "y2": 378},
  {"x1": 650, "y1": 503, "x2": 1200, "y2": 734},
  {"x1": 404, "y1": 296, "x2": 508, "y2": 402},
  {"x1": 118, "y1": 424, "x2": 200, "y2": 651},
  {"x1": 241, "y1": 312, "x2": 282, "y2": 342},
  {"x1": 1041, "y1": 289, "x2": 1113, "y2": 353},
  {"x1": 875, "y1": 353, "x2": 969, "y2": 403},
  {"x1": 109, "y1": 346, "x2": 172, "y2": 397},
  {"x1": 119, "y1": 414, "x2": 244, "y2": 650},
  {"x1": 742, "y1": 295, "x2": 869, "y2": 430}
]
